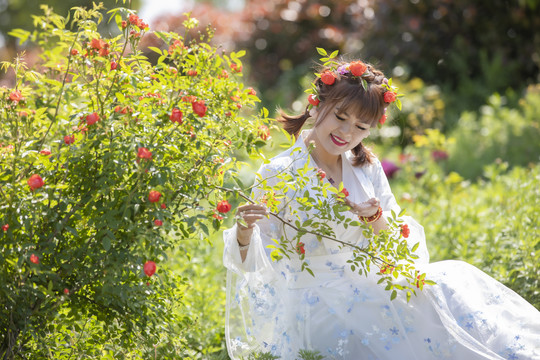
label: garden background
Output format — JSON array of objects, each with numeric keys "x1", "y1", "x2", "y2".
[{"x1": 0, "y1": 0, "x2": 538, "y2": 358}]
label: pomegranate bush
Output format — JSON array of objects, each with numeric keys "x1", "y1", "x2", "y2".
[{"x1": 0, "y1": 3, "x2": 267, "y2": 358}]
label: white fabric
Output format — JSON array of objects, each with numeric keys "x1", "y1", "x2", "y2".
[{"x1": 223, "y1": 131, "x2": 540, "y2": 360}]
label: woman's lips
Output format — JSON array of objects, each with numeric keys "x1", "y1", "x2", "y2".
[{"x1": 331, "y1": 134, "x2": 348, "y2": 146}]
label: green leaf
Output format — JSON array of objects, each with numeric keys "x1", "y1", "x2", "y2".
[
  {"x1": 390, "y1": 290, "x2": 397, "y2": 301},
  {"x1": 147, "y1": 46, "x2": 163, "y2": 55},
  {"x1": 329, "y1": 50, "x2": 339, "y2": 59},
  {"x1": 316, "y1": 47, "x2": 328, "y2": 56},
  {"x1": 102, "y1": 237, "x2": 111, "y2": 251}
]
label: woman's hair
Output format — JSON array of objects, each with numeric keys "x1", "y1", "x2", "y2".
[{"x1": 277, "y1": 60, "x2": 389, "y2": 166}]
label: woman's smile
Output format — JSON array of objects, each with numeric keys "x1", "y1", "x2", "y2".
[{"x1": 330, "y1": 134, "x2": 349, "y2": 146}]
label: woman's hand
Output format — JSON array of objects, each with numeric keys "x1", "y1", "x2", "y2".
[
  {"x1": 344, "y1": 197, "x2": 380, "y2": 218},
  {"x1": 236, "y1": 203, "x2": 268, "y2": 246}
]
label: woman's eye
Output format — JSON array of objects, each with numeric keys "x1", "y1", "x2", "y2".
[
  {"x1": 335, "y1": 113, "x2": 345, "y2": 121},
  {"x1": 357, "y1": 125, "x2": 367, "y2": 131}
]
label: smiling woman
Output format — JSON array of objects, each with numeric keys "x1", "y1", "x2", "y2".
[{"x1": 222, "y1": 53, "x2": 540, "y2": 359}]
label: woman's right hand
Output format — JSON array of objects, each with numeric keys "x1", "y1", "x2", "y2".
[{"x1": 236, "y1": 203, "x2": 268, "y2": 245}]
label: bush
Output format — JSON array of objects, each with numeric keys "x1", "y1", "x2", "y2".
[
  {"x1": 447, "y1": 85, "x2": 540, "y2": 179},
  {"x1": 391, "y1": 162, "x2": 540, "y2": 310},
  {"x1": 0, "y1": 3, "x2": 267, "y2": 358}
]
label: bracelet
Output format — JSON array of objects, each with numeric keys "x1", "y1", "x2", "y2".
[
  {"x1": 238, "y1": 242, "x2": 250, "y2": 251},
  {"x1": 359, "y1": 206, "x2": 383, "y2": 223}
]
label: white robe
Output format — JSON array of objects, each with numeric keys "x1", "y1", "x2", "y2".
[{"x1": 223, "y1": 131, "x2": 540, "y2": 360}]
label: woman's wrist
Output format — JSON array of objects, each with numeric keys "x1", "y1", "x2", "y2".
[
  {"x1": 237, "y1": 226, "x2": 252, "y2": 247},
  {"x1": 359, "y1": 206, "x2": 383, "y2": 223}
]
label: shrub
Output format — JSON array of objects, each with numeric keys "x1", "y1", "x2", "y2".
[
  {"x1": 0, "y1": 3, "x2": 267, "y2": 358},
  {"x1": 447, "y1": 85, "x2": 540, "y2": 179}
]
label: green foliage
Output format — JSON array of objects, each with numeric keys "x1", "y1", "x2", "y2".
[
  {"x1": 366, "y1": 0, "x2": 539, "y2": 121},
  {"x1": 391, "y1": 161, "x2": 540, "y2": 310},
  {"x1": 0, "y1": 4, "x2": 267, "y2": 358},
  {"x1": 446, "y1": 85, "x2": 540, "y2": 179}
]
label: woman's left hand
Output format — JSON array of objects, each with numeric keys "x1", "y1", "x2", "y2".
[{"x1": 344, "y1": 197, "x2": 380, "y2": 218}]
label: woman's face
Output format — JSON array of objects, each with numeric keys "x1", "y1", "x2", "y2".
[{"x1": 311, "y1": 103, "x2": 372, "y2": 157}]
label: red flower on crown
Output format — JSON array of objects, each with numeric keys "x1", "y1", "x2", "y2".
[
  {"x1": 308, "y1": 94, "x2": 320, "y2": 106},
  {"x1": 384, "y1": 91, "x2": 397, "y2": 103},
  {"x1": 349, "y1": 61, "x2": 367, "y2": 76},
  {"x1": 321, "y1": 71, "x2": 337, "y2": 85}
]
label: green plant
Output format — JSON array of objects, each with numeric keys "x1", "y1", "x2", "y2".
[
  {"x1": 391, "y1": 162, "x2": 540, "y2": 310},
  {"x1": 446, "y1": 85, "x2": 540, "y2": 179}
]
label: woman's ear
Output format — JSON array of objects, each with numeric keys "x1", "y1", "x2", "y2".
[{"x1": 309, "y1": 106, "x2": 319, "y2": 119}]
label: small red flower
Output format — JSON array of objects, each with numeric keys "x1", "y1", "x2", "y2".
[
  {"x1": 187, "y1": 69, "x2": 197, "y2": 76},
  {"x1": 317, "y1": 169, "x2": 326, "y2": 180},
  {"x1": 40, "y1": 149, "x2": 51, "y2": 156},
  {"x1": 192, "y1": 100, "x2": 207, "y2": 117},
  {"x1": 160, "y1": 203, "x2": 167, "y2": 209},
  {"x1": 182, "y1": 95, "x2": 197, "y2": 103},
  {"x1": 71, "y1": 49, "x2": 79, "y2": 56},
  {"x1": 148, "y1": 190, "x2": 162, "y2": 203},
  {"x1": 258, "y1": 125, "x2": 270, "y2": 140},
  {"x1": 349, "y1": 61, "x2": 367, "y2": 77},
  {"x1": 341, "y1": 188, "x2": 349, "y2": 197},
  {"x1": 416, "y1": 274, "x2": 425, "y2": 288},
  {"x1": 9, "y1": 90, "x2": 24, "y2": 103},
  {"x1": 308, "y1": 94, "x2": 320, "y2": 106},
  {"x1": 110, "y1": 61, "x2": 118, "y2": 70},
  {"x1": 137, "y1": 147, "x2": 152, "y2": 160},
  {"x1": 90, "y1": 38, "x2": 105, "y2": 50},
  {"x1": 86, "y1": 112, "x2": 100, "y2": 126},
  {"x1": 144, "y1": 260, "x2": 156, "y2": 277},
  {"x1": 154, "y1": 219, "x2": 163, "y2": 226},
  {"x1": 169, "y1": 108, "x2": 183, "y2": 124},
  {"x1": 380, "y1": 264, "x2": 394, "y2": 274},
  {"x1": 63, "y1": 288, "x2": 70, "y2": 295},
  {"x1": 401, "y1": 224, "x2": 410, "y2": 238},
  {"x1": 383, "y1": 91, "x2": 397, "y2": 103},
  {"x1": 320, "y1": 71, "x2": 337, "y2": 85},
  {"x1": 379, "y1": 114, "x2": 387, "y2": 125},
  {"x1": 219, "y1": 69, "x2": 229, "y2": 79},
  {"x1": 2, "y1": 224, "x2": 8, "y2": 232},
  {"x1": 28, "y1": 174, "x2": 44, "y2": 191},
  {"x1": 247, "y1": 87, "x2": 257, "y2": 96},
  {"x1": 128, "y1": 14, "x2": 141, "y2": 26},
  {"x1": 216, "y1": 200, "x2": 231, "y2": 214},
  {"x1": 230, "y1": 63, "x2": 242, "y2": 73},
  {"x1": 64, "y1": 134, "x2": 75, "y2": 145},
  {"x1": 30, "y1": 254, "x2": 39, "y2": 264},
  {"x1": 121, "y1": 20, "x2": 127, "y2": 29},
  {"x1": 296, "y1": 242, "x2": 305, "y2": 255}
]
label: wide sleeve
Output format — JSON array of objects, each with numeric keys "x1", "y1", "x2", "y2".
[
  {"x1": 369, "y1": 158, "x2": 430, "y2": 264},
  {"x1": 222, "y1": 159, "x2": 289, "y2": 275},
  {"x1": 222, "y1": 158, "x2": 296, "y2": 359}
]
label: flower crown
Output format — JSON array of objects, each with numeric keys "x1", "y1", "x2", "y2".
[{"x1": 306, "y1": 48, "x2": 402, "y2": 126}]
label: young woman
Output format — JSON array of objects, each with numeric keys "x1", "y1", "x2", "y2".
[{"x1": 223, "y1": 59, "x2": 540, "y2": 359}]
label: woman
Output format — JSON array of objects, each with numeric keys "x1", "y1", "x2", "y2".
[{"x1": 222, "y1": 59, "x2": 540, "y2": 359}]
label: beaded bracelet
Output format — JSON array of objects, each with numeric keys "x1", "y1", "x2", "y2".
[{"x1": 359, "y1": 206, "x2": 383, "y2": 223}]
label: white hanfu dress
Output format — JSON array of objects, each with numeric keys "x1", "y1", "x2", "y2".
[{"x1": 223, "y1": 131, "x2": 540, "y2": 360}]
